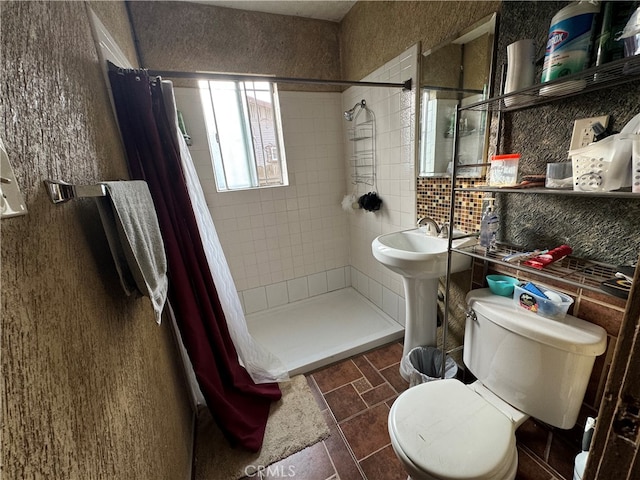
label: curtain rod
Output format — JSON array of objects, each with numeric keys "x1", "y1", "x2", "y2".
[{"x1": 145, "y1": 69, "x2": 413, "y2": 91}]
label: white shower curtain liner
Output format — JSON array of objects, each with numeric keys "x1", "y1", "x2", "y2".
[{"x1": 161, "y1": 80, "x2": 289, "y2": 384}]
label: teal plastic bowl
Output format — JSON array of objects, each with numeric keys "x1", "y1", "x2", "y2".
[{"x1": 486, "y1": 275, "x2": 519, "y2": 297}]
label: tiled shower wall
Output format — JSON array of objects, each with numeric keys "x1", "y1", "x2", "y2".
[
  {"x1": 343, "y1": 45, "x2": 419, "y2": 322},
  {"x1": 175, "y1": 88, "x2": 351, "y2": 312},
  {"x1": 176, "y1": 45, "x2": 419, "y2": 325}
]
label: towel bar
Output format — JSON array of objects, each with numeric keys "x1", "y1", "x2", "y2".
[{"x1": 44, "y1": 179, "x2": 107, "y2": 204}]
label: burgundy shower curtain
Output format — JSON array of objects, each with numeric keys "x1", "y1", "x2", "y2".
[{"x1": 108, "y1": 68, "x2": 281, "y2": 452}]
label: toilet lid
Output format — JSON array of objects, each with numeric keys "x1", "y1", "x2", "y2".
[{"x1": 389, "y1": 379, "x2": 515, "y2": 480}]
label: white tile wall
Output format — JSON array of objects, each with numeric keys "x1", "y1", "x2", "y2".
[
  {"x1": 382, "y1": 286, "x2": 399, "y2": 321},
  {"x1": 327, "y1": 267, "x2": 346, "y2": 291},
  {"x1": 243, "y1": 287, "x2": 268, "y2": 314},
  {"x1": 343, "y1": 45, "x2": 419, "y2": 303},
  {"x1": 266, "y1": 282, "x2": 289, "y2": 308},
  {"x1": 287, "y1": 276, "x2": 309, "y2": 303},
  {"x1": 368, "y1": 279, "x2": 383, "y2": 310},
  {"x1": 308, "y1": 272, "x2": 328, "y2": 297},
  {"x1": 238, "y1": 265, "x2": 404, "y2": 325},
  {"x1": 174, "y1": 88, "x2": 350, "y2": 292}
]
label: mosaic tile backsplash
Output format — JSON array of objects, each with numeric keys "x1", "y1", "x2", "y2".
[{"x1": 416, "y1": 177, "x2": 486, "y2": 234}]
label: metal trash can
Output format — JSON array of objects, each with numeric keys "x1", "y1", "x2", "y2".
[{"x1": 401, "y1": 346, "x2": 458, "y2": 387}]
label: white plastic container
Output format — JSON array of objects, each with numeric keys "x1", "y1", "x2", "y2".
[
  {"x1": 573, "y1": 451, "x2": 588, "y2": 480},
  {"x1": 489, "y1": 153, "x2": 519, "y2": 186},
  {"x1": 513, "y1": 284, "x2": 574, "y2": 320},
  {"x1": 546, "y1": 162, "x2": 573, "y2": 189},
  {"x1": 570, "y1": 133, "x2": 637, "y2": 192}
]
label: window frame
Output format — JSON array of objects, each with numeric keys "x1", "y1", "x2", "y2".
[{"x1": 198, "y1": 79, "x2": 288, "y2": 193}]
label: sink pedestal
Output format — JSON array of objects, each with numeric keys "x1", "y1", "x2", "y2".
[
  {"x1": 401, "y1": 277, "x2": 439, "y2": 361},
  {"x1": 371, "y1": 227, "x2": 472, "y2": 381}
]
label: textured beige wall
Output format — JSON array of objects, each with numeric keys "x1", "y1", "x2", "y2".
[
  {"x1": 127, "y1": 1, "x2": 342, "y2": 91},
  {"x1": 1, "y1": 2, "x2": 192, "y2": 478},
  {"x1": 88, "y1": 0, "x2": 140, "y2": 66},
  {"x1": 340, "y1": 0, "x2": 501, "y2": 81},
  {"x1": 127, "y1": 1, "x2": 499, "y2": 92}
]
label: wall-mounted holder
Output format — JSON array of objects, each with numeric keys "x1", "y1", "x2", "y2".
[
  {"x1": 44, "y1": 179, "x2": 107, "y2": 204},
  {"x1": 0, "y1": 137, "x2": 28, "y2": 219}
]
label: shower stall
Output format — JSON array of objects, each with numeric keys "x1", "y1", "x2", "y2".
[{"x1": 173, "y1": 44, "x2": 419, "y2": 375}]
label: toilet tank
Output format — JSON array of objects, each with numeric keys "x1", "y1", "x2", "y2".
[{"x1": 464, "y1": 289, "x2": 607, "y2": 429}]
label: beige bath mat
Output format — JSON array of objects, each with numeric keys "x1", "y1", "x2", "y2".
[{"x1": 195, "y1": 375, "x2": 330, "y2": 480}]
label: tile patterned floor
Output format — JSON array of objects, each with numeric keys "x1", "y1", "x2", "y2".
[
  {"x1": 259, "y1": 340, "x2": 577, "y2": 480},
  {"x1": 259, "y1": 341, "x2": 409, "y2": 480}
]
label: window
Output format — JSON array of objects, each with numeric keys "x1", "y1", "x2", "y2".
[{"x1": 198, "y1": 79, "x2": 288, "y2": 192}]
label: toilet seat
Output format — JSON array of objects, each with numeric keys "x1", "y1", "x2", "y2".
[{"x1": 388, "y1": 379, "x2": 517, "y2": 479}]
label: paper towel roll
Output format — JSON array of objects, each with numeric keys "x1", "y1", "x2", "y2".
[{"x1": 505, "y1": 39, "x2": 536, "y2": 106}]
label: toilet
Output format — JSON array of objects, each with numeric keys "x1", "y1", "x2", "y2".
[{"x1": 388, "y1": 288, "x2": 607, "y2": 480}]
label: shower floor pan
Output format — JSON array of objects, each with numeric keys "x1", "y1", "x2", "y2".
[{"x1": 246, "y1": 287, "x2": 404, "y2": 376}]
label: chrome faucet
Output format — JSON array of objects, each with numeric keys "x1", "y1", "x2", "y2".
[
  {"x1": 417, "y1": 216, "x2": 449, "y2": 238},
  {"x1": 417, "y1": 216, "x2": 441, "y2": 236},
  {"x1": 439, "y1": 222, "x2": 450, "y2": 239}
]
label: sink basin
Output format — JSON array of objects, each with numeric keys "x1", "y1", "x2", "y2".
[
  {"x1": 372, "y1": 228, "x2": 473, "y2": 279},
  {"x1": 371, "y1": 227, "x2": 474, "y2": 377}
]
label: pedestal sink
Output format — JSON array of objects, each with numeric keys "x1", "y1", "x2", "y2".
[{"x1": 372, "y1": 228, "x2": 473, "y2": 376}]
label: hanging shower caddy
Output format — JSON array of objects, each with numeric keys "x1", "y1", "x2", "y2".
[{"x1": 347, "y1": 100, "x2": 376, "y2": 187}]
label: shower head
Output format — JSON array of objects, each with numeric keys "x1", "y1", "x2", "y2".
[{"x1": 344, "y1": 99, "x2": 366, "y2": 121}]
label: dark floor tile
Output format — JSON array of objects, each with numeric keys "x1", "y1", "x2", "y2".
[
  {"x1": 312, "y1": 359, "x2": 363, "y2": 393},
  {"x1": 324, "y1": 384, "x2": 368, "y2": 422},
  {"x1": 516, "y1": 446, "x2": 560, "y2": 480},
  {"x1": 359, "y1": 445, "x2": 407, "y2": 480},
  {"x1": 339, "y1": 404, "x2": 391, "y2": 460},
  {"x1": 261, "y1": 441, "x2": 335, "y2": 480},
  {"x1": 516, "y1": 419, "x2": 551, "y2": 460},
  {"x1": 361, "y1": 383, "x2": 396, "y2": 408},
  {"x1": 364, "y1": 342, "x2": 404, "y2": 370},
  {"x1": 379, "y1": 363, "x2": 409, "y2": 394},
  {"x1": 322, "y1": 410, "x2": 365, "y2": 480},
  {"x1": 353, "y1": 355, "x2": 385, "y2": 387},
  {"x1": 547, "y1": 433, "x2": 579, "y2": 480}
]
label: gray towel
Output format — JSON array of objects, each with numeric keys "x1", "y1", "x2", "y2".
[{"x1": 96, "y1": 181, "x2": 168, "y2": 324}]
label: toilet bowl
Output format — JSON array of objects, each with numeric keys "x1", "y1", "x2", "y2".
[
  {"x1": 388, "y1": 379, "x2": 521, "y2": 480},
  {"x1": 388, "y1": 289, "x2": 608, "y2": 480}
]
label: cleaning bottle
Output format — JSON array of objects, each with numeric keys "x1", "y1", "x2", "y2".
[
  {"x1": 479, "y1": 198, "x2": 499, "y2": 250},
  {"x1": 541, "y1": 1, "x2": 601, "y2": 94}
]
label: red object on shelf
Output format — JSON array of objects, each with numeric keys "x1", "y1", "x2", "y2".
[
  {"x1": 491, "y1": 153, "x2": 521, "y2": 161},
  {"x1": 523, "y1": 244, "x2": 573, "y2": 270}
]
